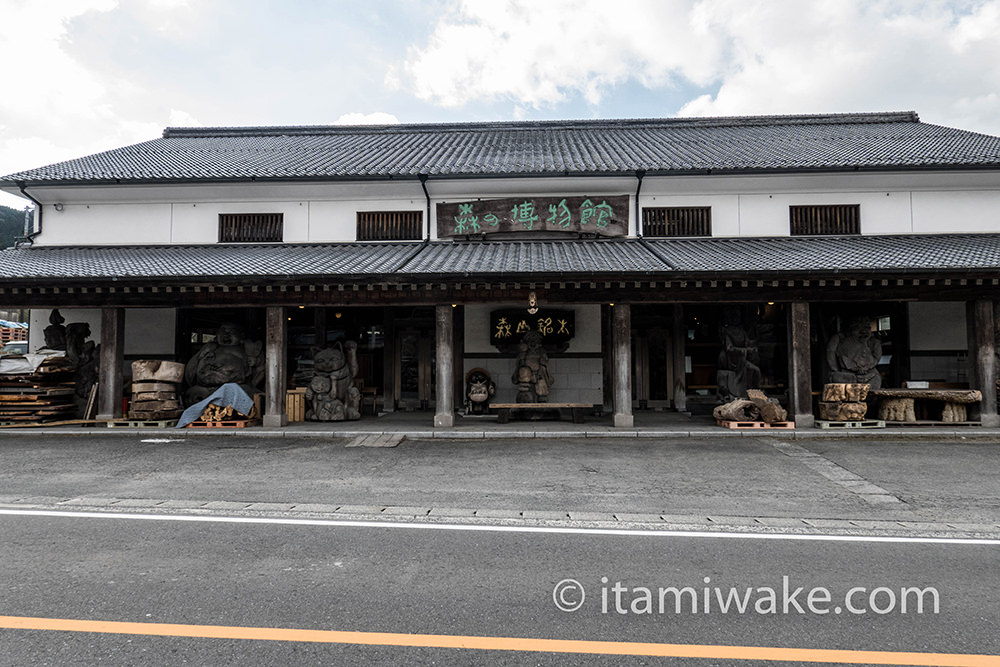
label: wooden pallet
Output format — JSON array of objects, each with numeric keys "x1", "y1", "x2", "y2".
[
  {"x1": 716, "y1": 419, "x2": 794, "y2": 430},
  {"x1": 106, "y1": 419, "x2": 178, "y2": 429},
  {"x1": 185, "y1": 419, "x2": 258, "y2": 429},
  {"x1": 882, "y1": 420, "x2": 981, "y2": 427},
  {"x1": 816, "y1": 419, "x2": 885, "y2": 429}
]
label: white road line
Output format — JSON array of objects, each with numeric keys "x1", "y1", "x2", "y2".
[{"x1": 1, "y1": 508, "x2": 997, "y2": 545}]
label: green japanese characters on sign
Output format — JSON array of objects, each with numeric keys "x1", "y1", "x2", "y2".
[{"x1": 438, "y1": 195, "x2": 629, "y2": 238}]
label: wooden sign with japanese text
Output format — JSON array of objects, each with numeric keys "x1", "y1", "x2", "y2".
[
  {"x1": 438, "y1": 195, "x2": 629, "y2": 238},
  {"x1": 491, "y1": 309, "x2": 575, "y2": 348}
]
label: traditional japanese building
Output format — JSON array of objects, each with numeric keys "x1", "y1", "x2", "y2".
[{"x1": 1, "y1": 111, "x2": 999, "y2": 427}]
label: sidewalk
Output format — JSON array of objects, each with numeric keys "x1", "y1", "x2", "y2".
[{"x1": 1, "y1": 413, "x2": 998, "y2": 538}]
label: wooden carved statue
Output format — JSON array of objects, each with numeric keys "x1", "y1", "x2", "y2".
[
  {"x1": 512, "y1": 331, "x2": 553, "y2": 403},
  {"x1": 826, "y1": 316, "x2": 883, "y2": 390},
  {"x1": 465, "y1": 367, "x2": 495, "y2": 414},
  {"x1": 184, "y1": 322, "x2": 264, "y2": 404},
  {"x1": 305, "y1": 341, "x2": 361, "y2": 421},
  {"x1": 716, "y1": 307, "x2": 761, "y2": 402}
]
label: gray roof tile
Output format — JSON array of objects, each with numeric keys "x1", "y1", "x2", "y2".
[
  {"x1": 5, "y1": 112, "x2": 1000, "y2": 186},
  {"x1": 1, "y1": 234, "x2": 998, "y2": 283}
]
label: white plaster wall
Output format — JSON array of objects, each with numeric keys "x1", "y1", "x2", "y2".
[
  {"x1": 310, "y1": 198, "x2": 426, "y2": 242},
  {"x1": 736, "y1": 191, "x2": 911, "y2": 236},
  {"x1": 25, "y1": 172, "x2": 1000, "y2": 245},
  {"x1": 463, "y1": 303, "x2": 603, "y2": 404},
  {"x1": 908, "y1": 302, "x2": 967, "y2": 350},
  {"x1": 28, "y1": 308, "x2": 176, "y2": 356},
  {"x1": 35, "y1": 203, "x2": 172, "y2": 246},
  {"x1": 911, "y1": 191, "x2": 1000, "y2": 233},
  {"x1": 171, "y1": 201, "x2": 310, "y2": 243}
]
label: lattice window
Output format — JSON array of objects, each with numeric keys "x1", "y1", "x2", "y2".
[
  {"x1": 357, "y1": 211, "x2": 423, "y2": 241},
  {"x1": 642, "y1": 207, "x2": 712, "y2": 237},
  {"x1": 218, "y1": 213, "x2": 283, "y2": 242},
  {"x1": 789, "y1": 205, "x2": 860, "y2": 235}
]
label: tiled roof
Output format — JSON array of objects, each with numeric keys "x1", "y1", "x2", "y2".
[
  {"x1": 644, "y1": 234, "x2": 1000, "y2": 272},
  {"x1": 4, "y1": 112, "x2": 1000, "y2": 186},
  {"x1": 1, "y1": 234, "x2": 998, "y2": 282}
]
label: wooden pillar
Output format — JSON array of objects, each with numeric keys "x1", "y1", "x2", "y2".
[
  {"x1": 601, "y1": 304, "x2": 613, "y2": 413},
  {"x1": 96, "y1": 307, "x2": 125, "y2": 421},
  {"x1": 453, "y1": 306, "x2": 465, "y2": 413},
  {"x1": 263, "y1": 306, "x2": 287, "y2": 428},
  {"x1": 612, "y1": 303, "x2": 633, "y2": 428},
  {"x1": 671, "y1": 304, "x2": 687, "y2": 413},
  {"x1": 434, "y1": 304, "x2": 454, "y2": 428},
  {"x1": 382, "y1": 308, "x2": 395, "y2": 413},
  {"x1": 967, "y1": 300, "x2": 998, "y2": 427},
  {"x1": 787, "y1": 301, "x2": 814, "y2": 428}
]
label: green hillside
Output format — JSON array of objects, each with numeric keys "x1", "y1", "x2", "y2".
[{"x1": 0, "y1": 205, "x2": 31, "y2": 248}]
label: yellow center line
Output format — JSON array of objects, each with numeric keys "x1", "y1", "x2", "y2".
[{"x1": 1, "y1": 615, "x2": 997, "y2": 665}]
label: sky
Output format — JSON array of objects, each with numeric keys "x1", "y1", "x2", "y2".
[{"x1": 2, "y1": 0, "x2": 1000, "y2": 209}]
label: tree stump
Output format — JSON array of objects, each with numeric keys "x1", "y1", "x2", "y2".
[{"x1": 878, "y1": 397, "x2": 915, "y2": 422}]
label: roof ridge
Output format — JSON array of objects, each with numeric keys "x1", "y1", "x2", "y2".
[{"x1": 162, "y1": 112, "x2": 920, "y2": 139}]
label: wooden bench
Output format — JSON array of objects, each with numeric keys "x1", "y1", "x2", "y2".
[
  {"x1": 869, "y1": 388, "x2": 982, "y2": 423},
  {"x1": 490, "y1": 402, "x2": 593, "y2": 424}
]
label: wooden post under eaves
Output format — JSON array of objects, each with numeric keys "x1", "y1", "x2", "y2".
[
  {"x1": 967, "y1": 300, "x2": 999, "y2": 427},
  {"x1": 263, "y1": 306, "x2": 288, "y2": 427},
  {"x1": 96, "y1": 307, "x2": 125, "y2": 421},
  {"x1": 787, "y1": 301, "x2": 815, "y2": 428},
  {"x1": 612, "y1": 303, "x2": 633, "y2": 428},
  {"x1": 434, "y1": 304, "x2": 455, "y2": 428},
  {"x1": 671, "y1": 304, "x2": 687, "y2": 413}
]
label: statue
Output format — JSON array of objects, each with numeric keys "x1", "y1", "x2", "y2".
[
  {"x1": 43, "y1": 309, "x2": 66, "y2": 350},
  {"x1": 465, "y1": 367, "x2": 495, "y2": 414},
  {"x1": 716, "y1": 307, "x2": 761, "y2": 402},
  {"x1": 184, "y1": 322, "x2": 264, "y2": 404},
  {"x1": 305, "y1": 341, "x2": 361, "y2": 421},
  {"x1": 512, "y1": 331, "x2": 553, "y2": 403},
  {"x1": 826, "y1": 316, "x2": 883, "y2": 389}
]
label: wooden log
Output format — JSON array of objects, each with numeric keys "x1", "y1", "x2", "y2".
[
  {"x1": 818, "y1": 401, "x2": 867, "y2": 421},
  {"x1": 130, "y1": 398, "x2": 182, "y2": 412},
  {"x1": 131, "y1": 360, "x2": 185, "y2": 384},
  {"x1": 941, "y1": 403, "x2": 967, "y2": 422},
  {"x1": 746, "y1": 389, "x2": 788, "y2": 424},
  {"x1": 822, "y1": 384, "x2": 846, "y2": 402},
  {"x1": 713, "y1": 399, "x2": 760, "y2": 422},
  {"x1": 845, "y1": 384, "x2": 869, "y2": 402},
  {"x1": 869, "y1": 388, "x2": 981, "y2": 403},
  {"x1": 133, "y1": 391, "x2": 179, "y2": 402},
  {"x1": 878, "y1": 397, "x2": 915, "y2": 422},
  {"x1": 132, "y1": 381, "x2": 179, "y2": 394}
]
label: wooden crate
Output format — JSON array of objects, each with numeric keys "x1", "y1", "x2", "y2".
[{"x1": 286, "y1": 389, "x2": 306, "y2": 423}]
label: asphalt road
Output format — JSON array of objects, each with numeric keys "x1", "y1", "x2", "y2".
[
  {"x1": 1, "y1": 433, "x2": 999, "y2": 526},
  {"x1": 1, "y1": 510, "x2": 997, "y2": 666}
]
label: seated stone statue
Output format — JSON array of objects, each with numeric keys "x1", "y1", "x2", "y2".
[
  {"x1": 184, "y1": 322, "x2": 264, "y2": 404},
  {"x1": 305, "y1": 341, "x2": 361, "y2": 421},
  {"x1": 512, "y1": 331, "x2": 553, "y2": 403},
  {"x1": 826, "y1": 316, "x2": 883, "y2": 389},
  {"x1": 716, "y1": 307, "x2": 761, "y2": 402}
]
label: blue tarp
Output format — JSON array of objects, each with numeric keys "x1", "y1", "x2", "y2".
[{"x1": 175, "y1": 383, "x2": 255, "y2": 428}]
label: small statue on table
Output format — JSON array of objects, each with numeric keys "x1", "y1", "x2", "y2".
[{"x1": 826, "y1": 316, "x2": 883, "y2": 390}]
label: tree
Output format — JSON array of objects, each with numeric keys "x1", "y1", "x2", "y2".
[{"x1": 0, "y1": 205, "x2": 32, "y2": 249}]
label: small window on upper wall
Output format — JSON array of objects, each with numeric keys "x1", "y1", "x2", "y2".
[
  {"x1": 789, "y1": 205, "x2": 860, "y2": 235},
  {"x1": 218, "y1": 213, "x2": 283, "y2": 242},
  {"x1": 357, "y1": 211, "x2": 423, "y2": 241},
  {"x1": 642, "y1": 207, "x2": 711, "y2": 237}
]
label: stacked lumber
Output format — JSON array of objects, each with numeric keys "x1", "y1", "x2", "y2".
[
  {"x1": 0, "y1": 356, "x2": 77, "y2": 423},
  {"x1": 129, "y1": 360, "x2": 185, "y2": 421},
  {"x1": 818, "y1": 383, "x2": 869, "y2": 421},
  {"x1": 197, "y1": 401, "x2": 257, "y2": 422}
]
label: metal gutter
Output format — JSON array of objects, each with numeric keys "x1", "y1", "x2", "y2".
[{"x1": 14, "y1": 182, "x2": 42, "y2": 247}]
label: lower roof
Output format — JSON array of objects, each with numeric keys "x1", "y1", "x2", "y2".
[{"x1": 0, "y1": 234, "x2": 998, "y2": 283}]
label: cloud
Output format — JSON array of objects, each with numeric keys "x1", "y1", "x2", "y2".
[
  {"x1": 398, "y1": 0, "x2": 1000, "y2": 135},
  {"x1": 333, "y1": 112, "x2": 401, "y2": 125}
]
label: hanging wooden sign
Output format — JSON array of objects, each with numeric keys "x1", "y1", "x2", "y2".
[
  {"x1": 490, "y1": 308, "x2": 575, "y2": 347},
  {"x1": 438, "y1": 195, "x2": 629, "y2": 238}
]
